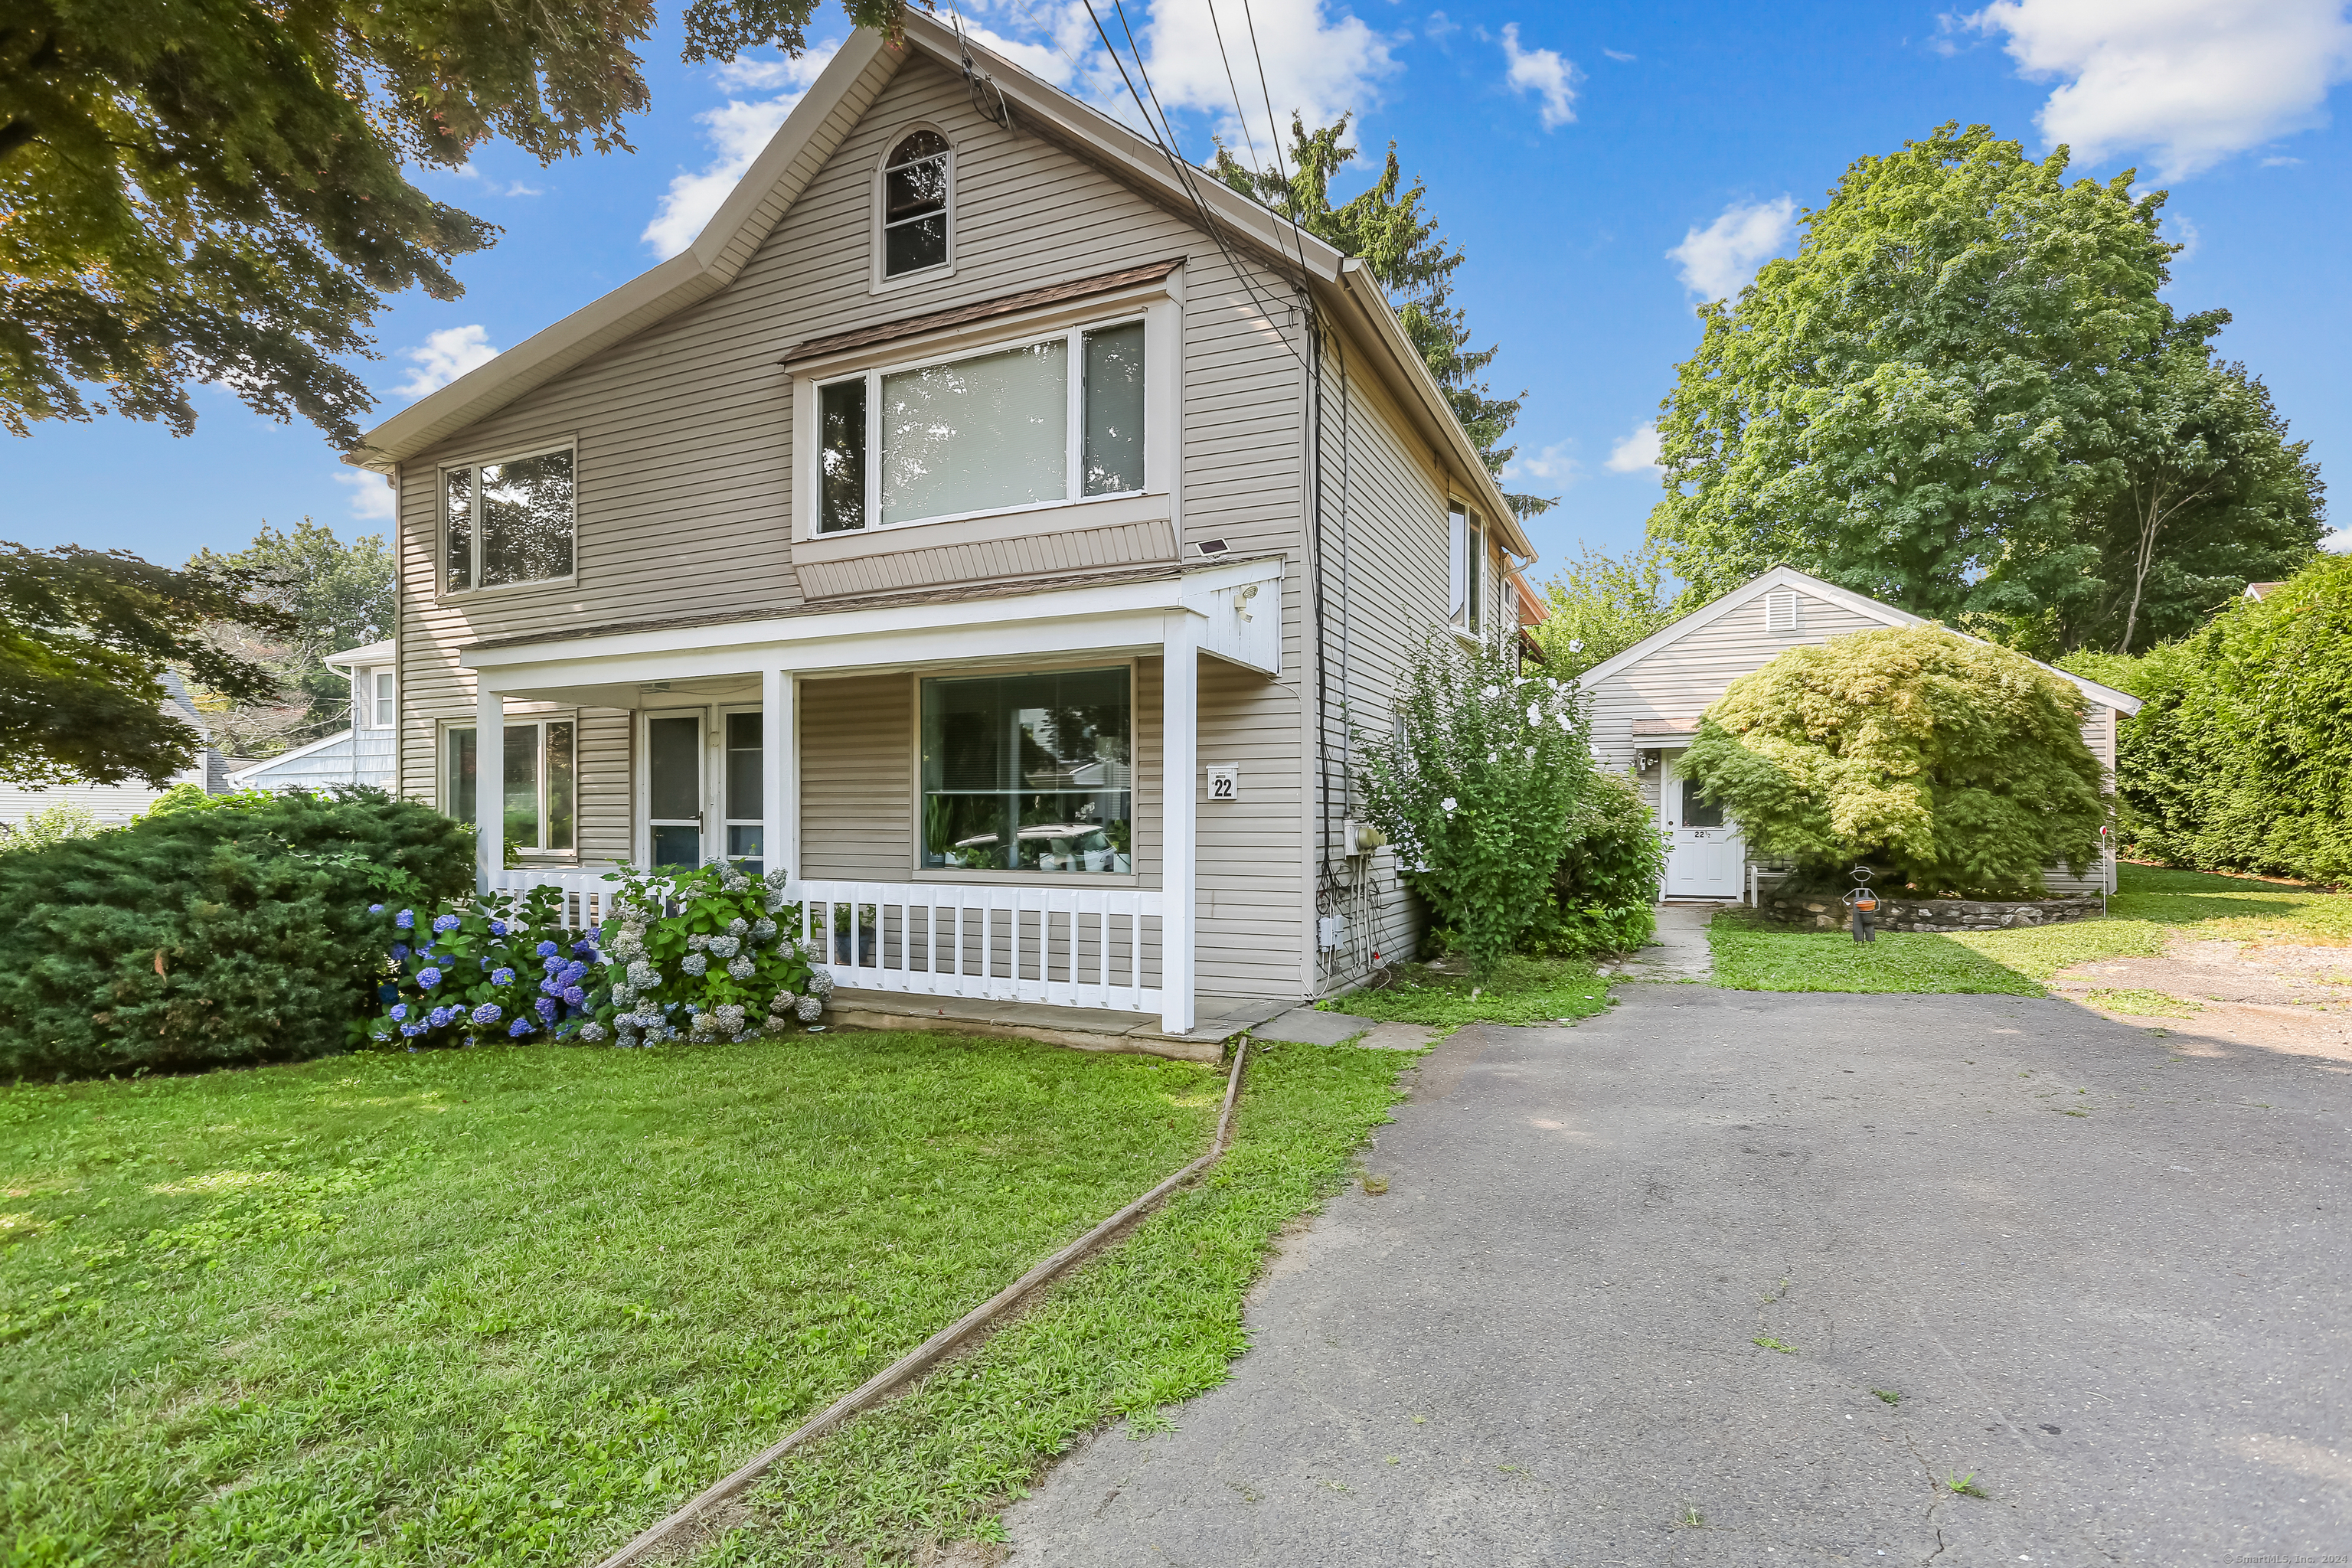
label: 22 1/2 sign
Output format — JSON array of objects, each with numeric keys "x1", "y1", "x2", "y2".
[{"x1": 1206, "y1": 766, "x2": 1239, "y2": 801}]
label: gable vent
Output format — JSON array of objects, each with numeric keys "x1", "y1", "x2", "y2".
[{"x1": 1765, "y1": 590, "x2": 1801, "y2": 632}]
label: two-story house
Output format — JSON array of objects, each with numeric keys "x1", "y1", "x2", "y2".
[{"x1": 347, "y1": 14, "x2": 1537, "y2": 1044}]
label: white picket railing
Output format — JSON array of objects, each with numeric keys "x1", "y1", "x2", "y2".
[
  {"x1": 798, "y1": 880, "x2": 1165, "y2": 1014},
  {"x1": 482, "y1": 866, "x2": 624, "y2": 929},
  {"x1": 482, "y1": 868, "x2": 1165, "y2": 1016}
]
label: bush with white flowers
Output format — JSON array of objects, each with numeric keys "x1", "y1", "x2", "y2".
[
  {"x1": 1354, "y1": 626, "x2": 1595, "y2": 978},
  {"x1": 589, "y1": 861, "x2": 826, "y2": 1047}
]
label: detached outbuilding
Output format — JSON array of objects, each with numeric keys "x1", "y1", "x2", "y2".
[{"x1": 1575, "y1": 567, "x2": 2143, "y2": 903}]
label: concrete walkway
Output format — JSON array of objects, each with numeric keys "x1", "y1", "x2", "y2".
[
  {"x1": 1613, "y1": 901, "x2": 1725, "y2": 982},
  {"x1": 1003, "y1": 986, "x2": 2349, "y2": 1565}
]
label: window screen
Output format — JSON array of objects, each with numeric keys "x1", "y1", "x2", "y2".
[{"x1": 647, "y1": 715, "x2": 701, "y2": 867}]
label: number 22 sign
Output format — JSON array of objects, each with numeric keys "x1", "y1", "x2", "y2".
[{"x1": 1206, "y1": 766, "x2": 1239, "y2": 801}]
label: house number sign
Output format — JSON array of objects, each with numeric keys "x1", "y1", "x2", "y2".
[{"x1": 1206, "y1": 766, "x2": 1239, "y2": 801}]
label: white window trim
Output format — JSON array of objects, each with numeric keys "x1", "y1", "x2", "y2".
[
  {"x1": 637, "y1": 707, "x2": 709, "y2": 871},
  {"x1": 795, "y1": 301, "x2": 1175, "y2": 543},
  {"x1": 439, "y1": 714, "x2": 580, "y2": 858},
  {"x1": 906, "y1": 658, "x2": 1145, "y2": 885},
  {"x1": 367, "y1": 667, "x2": 396, "y2": 730},
  {"x1": 1449, "y1": 499, "x2": 1488, "y2": 642},
  {"x1": 436, "y1": 439, "x2": 580, "y2": 599},
  {"x1": 871, "y1": 122, "x2": 956, "y2": 294},
  {"x1": 717, "y1": 702, "x2": 766, "y2": 871}
]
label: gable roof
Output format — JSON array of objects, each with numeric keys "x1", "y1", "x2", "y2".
[
  {"x1": 1573, "y1": 566, "x2": 2143, "y2": 716},
  {"x1": 342, "y1": 12, "x2": 1530, "y2": 555}
]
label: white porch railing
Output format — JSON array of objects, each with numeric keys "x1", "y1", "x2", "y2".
[
  {"x1": 482, "y1": 869, "x2": 1167, "y2": 1017},
  {"x1": 483, "y1": 867, "x2": 623, "y2": 929},
  {"x1": 798, "y1": 880, "x2": 1165, "y2": 1014}
]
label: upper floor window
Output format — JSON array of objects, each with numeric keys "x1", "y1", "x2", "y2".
[
  {"x1": 1449, "y1": 501, "x2": 1486, "y2": 635},
  {"x1": 882, "y1": 130, "x2": 951, "y2": 278},
  {"x1": 444, "y1": 447, "x2": 573, "y2": 592},
  {"x1": 817, "y1": 319, "x2": 1147, "y2": 534},
  {"x1": 368, "y1": 669, "x2": 395, "y2": 728}
]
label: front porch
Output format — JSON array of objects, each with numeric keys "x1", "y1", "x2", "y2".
[{"x1": 463, "y1": 557, "x2": 1286, "y2": 1037}]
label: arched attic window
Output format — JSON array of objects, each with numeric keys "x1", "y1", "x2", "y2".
[{"x1": 882, "y1": 129, "x2": 951, "y2": 277}]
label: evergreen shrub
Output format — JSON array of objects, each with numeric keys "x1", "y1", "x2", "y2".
[
  {"x1": 0, "y1": 788, "x2": 470, "y2": 1080},
  {"x1": 1679, "y1": 624, "x2": 2105, "y2": 897}
]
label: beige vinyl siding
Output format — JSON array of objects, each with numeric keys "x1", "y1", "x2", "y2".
[
  {"x1": 1301, "y1": 318, "x2": 1458, "y2": 991},
  {"x1": 381, "y1": 51, "x2": 1387, "y2": 1004}
]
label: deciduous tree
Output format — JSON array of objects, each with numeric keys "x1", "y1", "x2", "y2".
[
  {"x1": 1527, "y1": 541, "x2": 1673, "y2": 676},
  {"x1": 1648, "y1": 123, "x2": 2321, "y2": 652}
]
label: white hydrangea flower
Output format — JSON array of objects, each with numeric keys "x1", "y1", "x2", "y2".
[
  {"x1": 752, "y1": 917, "x2": 777, "y2": 939},
  {"x1": 795, "y1": 994, "x2": 825, "y2": 1022},
  {"x1": 681, "y1": 953, "x2": 708, "y2": 977},
  {"x1": 687, "y1": 932, "x2": 710, "y2": 952},
  {"x1": 805, "y1": 965, "x2": 835, "y2": 999},
  {"x1": 727, "y1": 956, "x2": 756, "y2": 980},
  {"x1": 627, "y1": 960, "x2": 658, "y2": 991},
  {"x1": 708, "y1": 935, "x2": 740, "y2": 959},
  {"x1": 727, "y1": 917, "x2": 749, "y2": 936}
]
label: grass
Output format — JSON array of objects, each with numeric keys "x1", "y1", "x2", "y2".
[
  {"x1": 1315, "y1": 955, "x2": 1615, "y2": 1027},
  {"x1": 698, "y1": 1040, "x2": 1406, "y2": 1564},
  {"x1": 0, "y1": 1031, "x2": 1402, "y2": 1565},
  {"x1": 2084, "y1": 987, "x2": 2202, "y2": 1016},
  {"x1": 1711, "y1": 863, "x2": 2352, "y2": 997}
]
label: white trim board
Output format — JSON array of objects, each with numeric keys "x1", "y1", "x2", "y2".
[{"x1": 1573, "y1": 565, "x2": 2142, "y2": 717}]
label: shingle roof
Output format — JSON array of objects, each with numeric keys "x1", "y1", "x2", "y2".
[{"x1": 779, "y1": 260, "x2": 1182, "y2": 366}]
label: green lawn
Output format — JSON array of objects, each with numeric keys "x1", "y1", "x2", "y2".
[
  {"x1": 1315, "y1": 955, "x2": 1615, "y2": 1027},
  {"x1": 1712, "y1": 863, "x2": 2350, "y2": 995},
  {"x1": 0, "y1": 1032, "x2": 1403, "y2": 1565}
]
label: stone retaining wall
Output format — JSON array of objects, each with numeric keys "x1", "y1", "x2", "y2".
[{"x1": 1760, "y1": 893, "x2": 2104, "y2": 933}]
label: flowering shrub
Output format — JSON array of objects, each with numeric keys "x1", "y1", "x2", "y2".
[
  {"x1": 589, "y1": 861, "x2": 828, "y2": 1046},
  {"x1": 364, "y1": 884, "x2": 604, "y2": 1050},
  {"x1": 1355, "y1": 629, "x2": 1594, "y2": 978},
  {"x1": 361, "y1": 861, "x2": 832, "y2": 1052}
]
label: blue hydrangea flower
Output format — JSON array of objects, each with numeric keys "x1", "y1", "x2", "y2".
[
  {"x1": 537, "y1": 940, "x2": 560, "y2": 958},
  {"x1": 390, "y1": 943, "x2": 411, "y2": 961},
  {"x1": 488, "y1": 919, "x2": 509, "y2": 936},
  {"x1": 471, "y1": 1002, "x2": 502, "y2": 1026},
  {"x1": 390, "y1": 1003, "x2": 408, "y2": 1021},
  {"x1": 508, "y1": 1016, "x2": 536, "y2": 1037},
  {"x1": 418, "y1": 967, "x2": 443, "y2": 989},
  {"x1": 429, "y1": 1005, "x2": 453, "y2": 1028},
  {"x1": 369, "y1": 903, "x2": 386, "y2": 914},
  {"x1": 396, "y1": 909, "x2": 416, "y2": 930},
  {"x1": 573, "y1": 939, "x2": 598, "y2": 957},
  {"x1": 562, "y1": 985, "x2": 587, "y2": 1007},
  {"x1": 401, "y1": 1023, "x2": 426, "y2": 1037},
  {"x1": 491, "y1": 967, "x2": 515, "y2": 987},
  {"x1": 535, "y1": 997, "x2": 557, "y2": 1023},
  {"x1": 433, "y1": 913, "x2": 461, "y2": 934}
]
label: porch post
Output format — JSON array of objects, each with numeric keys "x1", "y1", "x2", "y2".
[
  {"x1": 763, "y1": 667, "x2": 797, "y2": 891},
  {"x1": 475, "y1": 683, "x2": 503, "y2": 893},
  {"x1": 1161, "y1": 613, "x2": 1198, "y2": 1033}
]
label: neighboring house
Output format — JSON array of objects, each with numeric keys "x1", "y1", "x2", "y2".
[
  {"x1": 230, "y1": 641, "x2": 398, "y2": 793},
  {"x1": 1576, "y1": 567, "x2": 2144, "y2": 903},
  {"x1": 0, "y1": 671, "x2": 224, "y2": 832},
  {"x1": 2243, "y1": 580, "x2": 2285, "y2": 602},
  {"x1": 342, "y1": 13, "x2": 1540, "y2": 1037}
]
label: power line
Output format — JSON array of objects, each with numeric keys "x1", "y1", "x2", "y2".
[
  {"x1": 1236, "y1": 0, "x2": 1312, "y2": 270},
  {"x1": 1204, "y1": 0, "x2": 1304, "y2": 278}
]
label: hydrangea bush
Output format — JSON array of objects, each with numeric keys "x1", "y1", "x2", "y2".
[
  {"x1": 1354, "y1": 628, "x2": 1594, "y2": 978},
  {"x1": 588, "y1": 861, "x2": 828, "y2": 1046},
  {"x1": 361, "y1": 862, "x2": 833, "y2": 1052}
]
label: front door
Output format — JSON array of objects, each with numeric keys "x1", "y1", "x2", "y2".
[{"x1": 1661, "y1": 750, "x2": 1745, "y2": 900}]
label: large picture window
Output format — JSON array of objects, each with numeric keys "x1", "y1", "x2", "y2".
[
  {"x1": 445, "y1": 448, "x2": 574, "y2": 591},
  {"x1": 920, "y1": 668, "x2": 1132, "y2": 874},
  {"x1": 445, "y1": 719, "x2": 576, "y2": 853},
  {"x1": 815, "y1": 320, "x2": 1147, "y2": 534}
]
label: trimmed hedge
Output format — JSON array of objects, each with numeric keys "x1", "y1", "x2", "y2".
[
  {"x1": 2082, "y1": 556, "x2": 2352, "y2": 883},
  {"x1": 0, "y1": 789, "x2": 472, "y2": 1080}
]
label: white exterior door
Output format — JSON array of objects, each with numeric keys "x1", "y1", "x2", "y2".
[{"x1": 1661, "y1": 750, "x2": 1745, "y2": 900}]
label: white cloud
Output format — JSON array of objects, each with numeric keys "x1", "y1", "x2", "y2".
[
  {"x1": 1669, "y1": 195, "x2": 1797, "y2": 300},
  {"x1": 2167, "y1": 211, "x2": 2200, "y2": 262},
  {"x1": 1505, "y1": 439, "x2": 1581, "y2": 486},
  {"x1": 337, "y1": 469, "x2": 398, "y2": 524},
  {"x1": 1499, "y1": 23, "x2": 1579, "y2": 129},
  {"x1": 1602, "y1": 47, "x2": 1637, "y2": 63},
  {"x1": 643, "y1": 42, "x2": 841, "y2": 258},
  {"x1": 1129, "y1": 0, "x2": 1400, "y2": 152},
  {"x1": 2262, "y1": 155, "x2": 2305, "y2": 166},
  {"x1": 1965, "y1": 0, "x2": 2352, "y2": 178},
  {"x1": 393, "y1": 325, "x2": 499, "y2": 398},
  {"x1": 1604, "y1": 423, "x2": 1663, "y2": 474},
  {"x1": 2324, "y1": 528, "x2": 2352, "y2": 554}
]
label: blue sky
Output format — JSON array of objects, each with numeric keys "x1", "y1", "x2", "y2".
[{"x1": 8, "y1": 0, "x2": 2352, "y2": 575}]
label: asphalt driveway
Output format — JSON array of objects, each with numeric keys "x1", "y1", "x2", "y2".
[{"x1": 1002, "y1": 985, "x2": 2350, "y2": 1566}]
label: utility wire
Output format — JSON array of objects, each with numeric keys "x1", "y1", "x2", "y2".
[{"x1": 1236, "y1": 0, "x2": 1314, "y2": 273}]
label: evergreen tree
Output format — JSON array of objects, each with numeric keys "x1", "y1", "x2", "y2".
[{"x1": 1213, "y1": 116, "x2": 1553, "y2": 518}]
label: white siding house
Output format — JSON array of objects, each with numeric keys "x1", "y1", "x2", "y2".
[
  {"x1": 1576, "y1": 567, "x2": 2143, "y2": 902},
  {"x1": 0, "y1": 671, "x2": 224, "y2": 831},
  {"x1": 230, "y1": 641, "x2": 397, "y2": 794}
]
